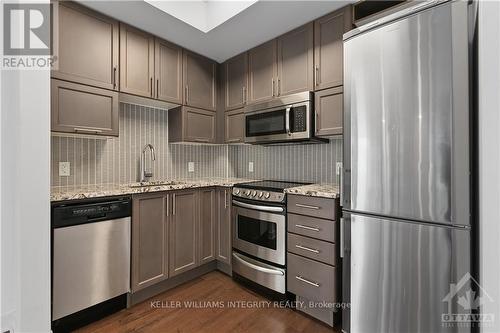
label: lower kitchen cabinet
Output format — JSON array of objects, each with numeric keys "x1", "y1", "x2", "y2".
[
  {"x1": 224, "y1": 109, "x2": 245, "y2": 144},
  {"x1": 131, "y1": 193, "x2": 169, "y2": 292},
  {"x1": 169, "y1": 190, "x2": 199, "y2": 277},
  {"x1": 314, "y1": 86, "x2": 343, "y2": 137},
  {"x1": 168, "y1": 106, "x2": 216, "y2": 143},
  {"x1": 199, "y1": 188, "x2": 216, "y2": 264},
  {"x1": 51, "y1": 79, "x2": 119, "y2": 136},
  {"x1": 216, "y1": 188, "x2": 232, "y2": 265}
]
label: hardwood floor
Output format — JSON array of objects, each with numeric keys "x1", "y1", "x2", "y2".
[{"x1": 77, "y1": 271, "x2": 338, "y2": 333}]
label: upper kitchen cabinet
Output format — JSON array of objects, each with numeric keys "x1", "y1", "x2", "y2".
[
  {"x1": 248, "y1": 40, "x2": 277, "y2": 104},
  {"x1": 314, "y1": 6, "x2": 352, "y2": 90},
  {"x1": 169, "y1": 106, "x2": 216, "y2": 144},
  {"x1": 119, "y1": 24, "x2": 155, "y2": 98},
  {"x1": 224, "y1": 53, "x2": 248, "y2": 111},
  {"x1": 51, "y1": 79, "x2": 119, "y2": 136},
  {"x1": 183, "y1": 51, "x2": 217, "y2": 111},
  {"x1": 155, "y1": 39, "x2": 183, "y2": 104},
  {"x1": 277, "y1": 23, "x2": 314, "y2": 96},
  {"x1": 52, "y1": 1, "x2": 119, "y2": 90},
  {"x1": 315, "y1": 86, "x2": 343, "y2": 136}
]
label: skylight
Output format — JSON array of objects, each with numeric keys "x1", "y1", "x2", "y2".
[{"x1": 144, "y1": 0, "x2": 259, "y2": 33}]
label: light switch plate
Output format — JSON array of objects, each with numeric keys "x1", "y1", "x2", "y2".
[
  {"x1": 188, "y1": 162, "x2": 195, "y2": 172},
  {"x1": 336, "y1": 162, "x2": 342, "y2": 176},
  {"x1": 248, "y1": 162, "x2": 254, "y2": 173},
  {"x1": 59, "y1": 162, "x2": 70, "y2": 177}
]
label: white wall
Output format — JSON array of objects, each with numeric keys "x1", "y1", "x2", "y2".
[
  {"x1": 0, "y1": 3, "x2": 52, "y2": 333},
  {"x1": 478, "y1": 1, "x2": 500, "y2": 332}
]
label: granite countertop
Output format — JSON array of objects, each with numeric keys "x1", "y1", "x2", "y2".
[
  {"x1": 50, "y1": 178, "x2": 255, "y2": 202},
  {"x1": 284, "y1": 183, "x2": 339, "y2": 199}
]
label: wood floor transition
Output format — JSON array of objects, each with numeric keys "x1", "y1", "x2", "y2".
[{"x1": 76, "y1": 271, "x2": 338, "y2": 333}]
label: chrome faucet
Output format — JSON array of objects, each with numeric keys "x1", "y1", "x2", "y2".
[{"x1": 140, "y1": 144, "x2": 156, "y2": 182}]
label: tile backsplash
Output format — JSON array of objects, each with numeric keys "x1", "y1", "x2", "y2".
[{"x1": 51, "y1": 103, "x2": 342, "y2": 186}]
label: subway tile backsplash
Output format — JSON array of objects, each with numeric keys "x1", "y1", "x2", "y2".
[{"x1": 51, "y1": 103, "x2": 342, "y2": 187}]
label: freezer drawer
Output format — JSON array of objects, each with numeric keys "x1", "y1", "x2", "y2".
[{"x1": 343, "y1": 213, "x2": 471, "y2": 333}]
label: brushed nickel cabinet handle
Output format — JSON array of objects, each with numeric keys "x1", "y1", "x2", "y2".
[
  {"x1": 243, "y1": 86, "x2": 247, "y2": 104},
  {"x1": 315, "y1": 66, "x2": 319, "y2": 86},
  {"x1": 156, "y1": 79, "x2": 159, "y2": 99},
  {"x1": 74, "y1": 128, "x2": 103, "y2": 134},
  {"x1": 295, "y1": 244, "x2": 320, "y2": 254},
  {"x1": 165, "y1": 195, "x2": 169, "y2": 217},
  {"x1": 277, "y1": 78, "x2": 281, "y2": 96},
  {"x1": 295, "y1": 203, "x2": 320, "y2": 210},
  {"x1": 315, "y1": 113, "x2": 319, "y2": 135},
  {"x1": 150, "y1": 77, "x2": 153, "y2": 97},
  {"x1": 272, "y1": 78, "x2": 275, "y2": 97},
  {"x1": 113, "y1": 67, "x2": 117, "y2": 89},
  {"x1": 295, "y1": 275, "x2": 320, "y2": 287},
  {"x1": 295, "y1": 224, "x2": 320, "y2": 232},
  {"x1": 172, "y1": 194, "x2": 176, "y2": 215}
]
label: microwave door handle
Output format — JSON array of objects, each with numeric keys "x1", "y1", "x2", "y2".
[{"x1": 285, "y1": 107, "x2": 291, "y2": 136}]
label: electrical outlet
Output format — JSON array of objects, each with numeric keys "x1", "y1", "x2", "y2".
[
  {"x1": 336, "y1": 162, "x2": 342, "y2": 176},
  {"x1": 188, "y1": 162, "x2": 195, "y2": 172},
  {"x1": 248, "y1": 162, "x2": 254, "y2": 173},
  {"x1": 59, "y1": 162, "x2": 70, "y2": 177}
]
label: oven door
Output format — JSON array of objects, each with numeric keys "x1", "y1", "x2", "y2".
[
  {"x1": 245, "y1": 102, "x2": 311, "y2": 144},
  {"x1": 232, "y1": 200, "x2": 286, "y2": 266}
]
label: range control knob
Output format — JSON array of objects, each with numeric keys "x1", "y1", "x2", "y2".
[
  {"x1": 264, "y1": 192, "x2": 271, "y2": 199},
  {"x1": 257, "y1": 192, "x2": 263, "y2": 198},
  {"x1": 251, "y1": 191, "x2": 257, "y2": 197},
  {"x1": 234, "y1": 189, "x2": 240, "y2": 195},
  {"x1": 245, "y1": 191, "x2": 251, "y2": 196}
]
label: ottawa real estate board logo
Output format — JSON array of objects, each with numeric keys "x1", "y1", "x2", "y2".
[{"x1": 2, "y1": 3, "x2": 56, "y2": 69}]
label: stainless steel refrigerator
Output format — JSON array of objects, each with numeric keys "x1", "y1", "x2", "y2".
[{"x1": 341, "y1": 1, "x2": 476, "y2": 332}]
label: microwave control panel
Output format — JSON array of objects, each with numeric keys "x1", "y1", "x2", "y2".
[{"x1": 291, "y1": 106, "x2": 307, "y2": 132}]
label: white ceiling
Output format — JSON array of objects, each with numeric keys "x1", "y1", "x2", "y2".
[{"x1": 78, "y1": 0, "x2": 353, "y2": 63}]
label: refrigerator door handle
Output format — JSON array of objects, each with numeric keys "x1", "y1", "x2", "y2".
[
  {"x1": 339, "y1": 166, "x2": 344, "y2": 205},
  {"x1": 340, "y1": 217, "x2": 345, "y2": 258}
]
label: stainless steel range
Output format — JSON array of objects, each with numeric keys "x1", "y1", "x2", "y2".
[{"x1": 231, "y1": 180, "x2": 310, "y2": 296}]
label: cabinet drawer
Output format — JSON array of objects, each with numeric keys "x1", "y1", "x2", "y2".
[
  {"x1": 288, "y1": 233, "x2": 336, "y2": 266},
  {"x1": 287, "y1": 253, "x2": 336, "y2": 303},
  {"x1": 287, "y1": 195, "x2": 336, "y2": 220},
  {"x1": 287, "y1": 213, "x2": 335, "y2": 242},
  {"x1": 51, "y1": 79, "x2": 119, "y2": 136}
]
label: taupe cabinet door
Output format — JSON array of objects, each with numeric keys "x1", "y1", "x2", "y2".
[
  {"x1": 315, "y1": 86, "x2": 343, "y2": 136},
  {"x1": 277, "y1": 23, "x2": 314, "y2": 96},
  {"x1": 199, "y1": 189, "x2": 216, "y2": 265},
  {"x1": 169, "y1": 190, "x2": 198, "y2": 277},
  {"x1": 224, "y1": 109, "x2": 245, "y2": 144},
  {"x1": 224, "y1": 53, "x2": 248, "y2": 111},
  {"x1": 120, "y1": 24, "x2": 155, "y2": 98},
  {"x1": 169, "y1": 106, "x2": 216, "y2": 144},
  {"x1": 248, "y1": 40, "x2": 277, "y2": 104},
  {"x1": 51, "y1": 79, "x2": 119, "y2": 136},
  {"x1": 314, "y1": 6, "x2": 352, "y2": 90},
  {"x1": 216, "y1": 188, "x2": 232, "y2": 265},
  {"x1": 132, "y1": 193, "x2": 169, "y2": 292},
  {"x1": 183, "y1": 51, "x2": 217, "y2": 111},
  {"x1": 52, "y1": 2, "x2": 119, "y2": 90},
  {"x1": 155, "y1": 39, "x2": 183, "y2": 104}
]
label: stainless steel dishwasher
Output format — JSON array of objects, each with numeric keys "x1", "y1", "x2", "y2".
[{"x1": 51, "y1": 197, "x2": 131, "y2": 332}]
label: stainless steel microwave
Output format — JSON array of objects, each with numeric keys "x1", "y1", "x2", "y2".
[{"x1": 244, "y1": 92, "x2": 328, "y2": 145}]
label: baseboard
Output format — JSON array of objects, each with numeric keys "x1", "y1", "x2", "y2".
[
  {"x1": 128, "y1": 261, "x2": 217, "y2": 306},
  {"x1": 216, "y1": 261, "x2": 232, "y2": 276}
]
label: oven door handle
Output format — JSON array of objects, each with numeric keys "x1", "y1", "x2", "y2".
[
  {"x1": 232, "y1": 200, "x2": 284, "y2": 213},
  {"x1": 232, "y1": 253, "x2": 285, "y2": 276}
]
